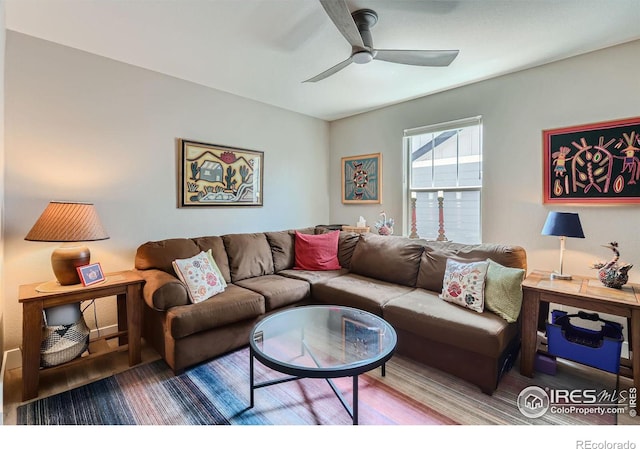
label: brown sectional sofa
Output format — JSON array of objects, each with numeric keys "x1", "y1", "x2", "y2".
[{"x1": 134, "y1": 228, "x2": 527, "y2": 394}]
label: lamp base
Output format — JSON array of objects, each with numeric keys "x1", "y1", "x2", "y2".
[
  {"x1": 550, "y1": 272, "x2": 572, "y2": 280},
  {"x1": 51, "y1": 245, "x2": 90, "y2": 286}
]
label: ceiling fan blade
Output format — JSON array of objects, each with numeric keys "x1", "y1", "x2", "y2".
[
  {"x1": 374, "y1": 49, "x2": 459, "y2": 67},
  {"x1": 303, "y1": 57, "x2": 353, "y2": 83},
  {"x1": 319, "y1": 0, "x2": 365, "y2": 48}
]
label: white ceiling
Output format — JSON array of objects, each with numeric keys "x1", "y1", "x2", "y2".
[{"x1": 6, "y1": 0, "x2": 640, "y2": 121}]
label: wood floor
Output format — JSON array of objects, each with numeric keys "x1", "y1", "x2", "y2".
[{"x1": 3, "y1": 340, "x2": 637, "y2": 426}]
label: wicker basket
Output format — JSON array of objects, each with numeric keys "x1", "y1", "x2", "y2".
[
  {"x1": 341, "y1": 225, "x2": 370, "y2": 234},
  {"x1": 40, "y1": 316, "x2": 90, "y2": 368}
]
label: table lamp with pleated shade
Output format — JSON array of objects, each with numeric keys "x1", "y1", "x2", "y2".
[{"x1": 25, "y1": 201, "x2": 109, "y2": 285}]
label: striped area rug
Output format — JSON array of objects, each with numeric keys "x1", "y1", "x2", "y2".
[{"x1": 17, "y1": 346, "x2": 618, "y2": 425}]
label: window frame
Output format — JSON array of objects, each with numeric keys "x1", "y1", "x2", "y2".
[{"x1": 403, "y1": 116, "x2": 483, "y2": 242}]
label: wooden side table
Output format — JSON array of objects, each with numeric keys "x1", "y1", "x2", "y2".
[
  {"x1": 520, "y1": 270, "x2": 640, "y2": 394},
  {"x1": 19, "y1": 270, "x2": 144, "y2": 401}
]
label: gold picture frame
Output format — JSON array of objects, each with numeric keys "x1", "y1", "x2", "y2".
[
  {"x1": 341, "y1": 153, "x2": 382, "y2": 204},
  {"x1": 178, "y1": 139, "x2": 263, "y2": 207}
]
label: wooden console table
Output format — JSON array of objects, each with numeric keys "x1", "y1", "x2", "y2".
[
  {"x1": 19, "y1": 270, "x2": 144, "y2": 401},
  {"x1": 520, "y1": 270, "x2": 640, "y2": 393}
]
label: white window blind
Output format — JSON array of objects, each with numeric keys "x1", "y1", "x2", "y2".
[{"x1": 404, "y1": 116, "x2": 483, "y2": 243}]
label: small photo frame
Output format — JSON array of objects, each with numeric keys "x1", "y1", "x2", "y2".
[
  {"x1": 342, "y1": 316, "x2": 382, "y2": 362},
  {"x1": 77, "y1": 263, "x2": 106, "y2": 287}
]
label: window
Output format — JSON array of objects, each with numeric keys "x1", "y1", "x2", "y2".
[{"x1": 404, "y1": 117, "x2": 482, "y2": 243}]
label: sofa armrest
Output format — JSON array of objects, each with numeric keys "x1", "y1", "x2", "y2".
[{"x1": 137, "y1": 269, "x2": 190, "y2": 311}]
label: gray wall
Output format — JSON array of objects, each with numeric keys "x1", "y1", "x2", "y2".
[
  {"x1": 3, "y1": 32, "x2": 330, "y2": 350},
  {"x1": 0, "y1": 2, "x2": 5, "y2": 373},
  {"x1": 329, "y1": 39, "x2": 640, "y2": 285},
  {"x1": 4, "y1": 30, "x2": 640, "y2": 354}
]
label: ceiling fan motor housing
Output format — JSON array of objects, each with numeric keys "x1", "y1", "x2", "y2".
[
  {"x1": 351, "y1": 9, "x2": 377, "y2": 63},
  {"x1": 304, "y1": 0, "x2": 459, "y2": 82},
  {"x1": 352, "y1": 50, "x2": 374, "y2": 64}
]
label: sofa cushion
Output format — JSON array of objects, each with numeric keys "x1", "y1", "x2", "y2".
[
  {"x1": 192, "y1": 236, "x2": 231, "y2": 283},
  {"x1": 235, "y1": 274, "x2": 310, "y2": 311},
  {"x1": 484, "y1": 259, "x2": 525, "y2": 323},
  {"x1": 172, "y1": 250, "x2": 227, "y2": 303},
  {"x1": 383, "y1": 289, "x2": 518, "y2": 358},
  {"x1": 279, "y1": 268, "x2": 347, "y2": 298},
  {"x1": 166, "y1": 284, "x2": 265, "y2": 339},
  {"x1": 312, "y1": 273, "x2": 413, "y2": 315},
  {"x1": 337, "y1": 231, "x2": 360, "y2": 269},
  {"x1": 439, "y1": 259, "x2": 489, "y2": 313},
  {"x1": 265, "y1": 228, "x2": 316, "y2": 272},
  {"x1": 265, "y1": 230, "x2": 296, "y2": 272},
  {"x1": 279, "y1": 268, "x2": 347, "y2": 285},
  {"x1": 417, "y1": 242, "x2": 527, "y2": 293},
  {"x1": 294, "y1": 230, "x2": 341, "y2": 271},
  {"x1": 349, "y1": 234, "x2": 424, "y2": 287},
  {"x1": 222, "y1": 233, "x2": 275, "y2": 282},
  {"x1": 135, "y1": 238, "x2": 200, "y2": 274}
]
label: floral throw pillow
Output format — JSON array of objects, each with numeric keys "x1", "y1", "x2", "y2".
[
  {"x1": 439, "y1": 259, "x2": 489, "y2": 313},
  {"x1": 204, "y1": 249, "x2": 227, "y2": 289},
  {"x1": 172, "y1": 250, "x2": 226, "y2": 303}
]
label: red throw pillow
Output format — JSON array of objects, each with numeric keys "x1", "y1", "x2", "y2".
[{"x1": 294, "y1": 230, "x2": 341, "y2": 271}]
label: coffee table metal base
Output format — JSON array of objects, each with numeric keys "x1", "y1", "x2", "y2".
[
  {"x1": 248, "y1": 305, "x2": 396, "y2": 425},
  {"x1": 249, "y1": 345, "x2": 385, "y2": 425}
]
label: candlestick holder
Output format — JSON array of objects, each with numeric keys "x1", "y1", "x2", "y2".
[
  {"x1": 409, "y1": 197, "x2": 419, "y2": 239},
  {"x1": 436, "y1": 195, "x2": 448, "y2": 242}
]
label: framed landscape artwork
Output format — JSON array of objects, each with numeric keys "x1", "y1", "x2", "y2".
[
  {"x1": 341, "y1": 153, "x2": 382, "y2": 204},
  {"x1": 543, "y1": 117, "x2": 640, "y2": 204},
  {"x1": 179, "y1": 139, "x2": 263, "y2": 207}
]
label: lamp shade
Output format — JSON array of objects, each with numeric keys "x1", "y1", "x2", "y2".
[
  {"x1": 541, "y1": 212, "x2": 584, "y2": 239},
  {"x1": 25, "y1": 201, "x2": 109, "y2": 242},
  {"x1": 25, "y1": 201, "x2": 109, "y2": 286}
]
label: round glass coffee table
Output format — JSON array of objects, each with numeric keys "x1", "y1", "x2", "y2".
[{"x1": 249, "y1": 305, "x2": 397, "y2": 425}]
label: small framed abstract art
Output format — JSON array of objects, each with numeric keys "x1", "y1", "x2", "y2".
[
  {"x1": 77, "y1": 263, "x2": 105, "y2": 287},
  {"x1": 179, "y1": 139, "x2": 264, "y2": 207},
  {"x1": 341, "y1": 153, "x2": 382, "y2": 204},
  {"x1": 543, "y1": 117, "x2": 640, "y2": 204}
]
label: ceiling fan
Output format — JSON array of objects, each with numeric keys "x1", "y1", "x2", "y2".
[{"x1": 304, "y1": 0, "x2": 459, "y2": 83}]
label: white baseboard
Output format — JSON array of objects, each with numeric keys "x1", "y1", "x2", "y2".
[
  {"x1": 1, "y1": 350, "x2": 6, "y2": 425},
  {"x1": 88, "y1": 323, "x2": 120, "y2": 342},
  {"x1": 2, "y1": 348, "x2": 20, "y2": 371},
  {"x1": 622, "y1": 341, "x2": 630, "y2": 359}
]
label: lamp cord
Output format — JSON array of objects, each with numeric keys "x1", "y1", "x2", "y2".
[{"x1": 81, "y1": 300, "x2": 100, "y2": 337}]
